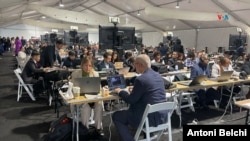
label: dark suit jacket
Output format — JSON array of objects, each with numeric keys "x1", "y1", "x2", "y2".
[
  {"x1": 43, "y1": 45, "x2": 61, "y2": 67},
  {"x1": 21, "y1": 58, "x2": 44, "y2": 83},
  {"x1": 96, "y1": 61, "x2": 115, "y2": 71},
  {"x1": 62, "y1": 57, "x2": 80, "y2": 69},
  {"x1": 118, "y1": 68, "x2": 167, "y2": 127}
]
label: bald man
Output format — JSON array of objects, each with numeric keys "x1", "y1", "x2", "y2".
[{"x1": 112, "y1": 54, "x2": 167, "y2": 141}]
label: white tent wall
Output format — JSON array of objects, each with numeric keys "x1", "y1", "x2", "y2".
[
  {"x1": 142, "y1": 27, "x2": 250, "y2": 53},
  {"x1": 196, "y1": 27, "x2": 247, "y2": 53},
  {"x1": 0, "y1": 24, "x2": 49, "y2": 39},
  {"x1": 1, "y1": 24, "x2": 249, "y2": 52},
  {"x1": 0, "y1": 24, "x2": 99, "y2": 44},
  {"x1": 88, "y1": 33, "x2": 99, "y2": 44}
]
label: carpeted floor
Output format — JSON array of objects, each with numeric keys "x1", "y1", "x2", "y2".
[{"x1": 0, "y1": 51, "x2": 248, "y2": 141}]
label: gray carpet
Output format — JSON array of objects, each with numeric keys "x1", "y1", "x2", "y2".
[{"x1": 0, "y1": 52, "x2": 248, "y2": 141}]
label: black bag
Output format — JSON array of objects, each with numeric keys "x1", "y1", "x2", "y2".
[
  {"x1": 173, "y1": 74, "x2": 189, "y2": 82},
  {"x1": 43, "y1": 114, "x2": 73, "y2": 141},
  {"x1": 42, "y1": 114, "x2": 107, "y2": 141},
  {"x1": 45, "y1": 70, "x2": 70, "y2": 82},
  {"x1": 151, "y1": 63, "x2": 168, "y2": 74}
]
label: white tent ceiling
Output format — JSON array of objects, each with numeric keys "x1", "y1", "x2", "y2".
[{"x1": 0, "y1": 0, "x2": 250, "y2": 33}]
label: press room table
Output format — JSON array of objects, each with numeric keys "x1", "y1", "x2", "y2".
[
  {"x1": 60, "y1": 93, "x2": 120, "y2": 141},
  {"x1": 100, "y1": 72, "x2": 137, "y2": 80},
  {"x1": 161, "y1": 69, "x2": 190, "y2": 76},
  {"x1": 235, "y1": 99, "x2": 250, "y2": 125},
  {"x1": 167, "y1": 78, "x2": 250, "y2": 127}
]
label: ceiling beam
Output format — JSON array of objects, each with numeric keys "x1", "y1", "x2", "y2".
[
  {"x1": 104, "y1": 0, "x2": 165, "y2": 33},
  {"x1": 79, "y1": 4, "x2": 104, "y2": 15},
  {"x1": 79, "y1": 0, "x2": 104, "y2": 12},
  {"x1": 145, "y1": 0, "x2": 197, "y2": 29},
  {"x1": 211, "y1": 0, "x2": 250, "y2": 27}
]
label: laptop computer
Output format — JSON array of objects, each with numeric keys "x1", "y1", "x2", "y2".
[
  {"x1": 178, "y1": 75, "x2": 207, "y2": 86},
  {"x1": 114, "y1": 62, "x2": 123, "y2": 69},
  {"x1": 107, "y1": 74, "x2": 127, "y2": 91},
  {"x1": 71, "y1": 77, "x2": 101, "y2": 95},
  {"x1": 212, "y1": 71, "x2": 234, "y2": 82},
  {"x1": 118, "y1": 67, "x2": 130, "y2": 75}
]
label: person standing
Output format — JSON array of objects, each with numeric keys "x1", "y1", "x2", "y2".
[
  {"x1": 11, "y1": 37, "x2": 15, "y2": 56},
  {"x1": 42, "y1": 38, "x2": 64, "y2": 67},
  {"x1": 15, "y1": 37, "x2": 22, "y2": 56}
]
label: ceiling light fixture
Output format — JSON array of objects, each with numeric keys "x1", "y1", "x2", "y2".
[
  {"x1": 176, "y1": 0, "x2": 180, "y2": 8},
  {"x1": 137, "y1": 11, "x2": 141, "y2": 16},
  {"x1": 59, "y1": 0, "x2": 64, "y2": 7}
]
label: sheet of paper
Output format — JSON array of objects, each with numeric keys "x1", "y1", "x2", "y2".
[
  {"x1": 243, "y1": 103, "x2": 250, "y2": 107},
  {"x1": 85, "y1": 94, "x2": 99, "y2": 99}
]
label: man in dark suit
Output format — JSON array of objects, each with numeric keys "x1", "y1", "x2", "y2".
[
  {"x1": 96, "y1": 52, "x2": 116, "y2": 111},
  {"x1": 42, "y1": 38, "x2": 64, "y2": 67},
  {"x1": 21, "y1": 50, "x2": 49, "y2": 96},
  {"x1": 61, "y1": 50, "x2": 80, "y2": 69},
  {"x1": 112, "y1": 54, "x2": 167, "y2": 141},
  {"x1": 96, "y1": 52, "x2": 115, "y2": 71}
]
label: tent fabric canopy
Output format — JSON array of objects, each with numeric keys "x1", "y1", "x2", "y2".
[{"x1": 0, "y1": 0, "x2": 250, "y2": 33}]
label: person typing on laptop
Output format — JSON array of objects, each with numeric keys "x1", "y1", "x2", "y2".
[
  {"x1": 211, "y1": 56, "x2": 241, "y2": 107},
  {"x1": 112, "y1": 54, "x2": 167, "y2": 141},
  {"x1": 70, "y1": 56, "x2": 104, "y2": 136},
  {"x1": 191, "y1": 54, "x2": 220, "y2": 110}
]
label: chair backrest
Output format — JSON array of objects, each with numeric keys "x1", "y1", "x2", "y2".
[
  {"x1": 143, "y1": 101, "x2": 176, "y2": 118},
  {"x1": 14, "y1": 68, "x2": 24, "y2": 84},
  {"x1": 134, "y1": 101, "x2": 177, "y2": 141}
]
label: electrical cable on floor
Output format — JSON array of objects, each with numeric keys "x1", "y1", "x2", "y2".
[
  {"x1": 214, "y1": 84, "x2": 234, "y2": 122},
  {"x1": 108, "y1": 100, "x2": 113, "y2": 141},
  {"x1": 212, "y1": 83, "x2": 247, "y2": 124}
]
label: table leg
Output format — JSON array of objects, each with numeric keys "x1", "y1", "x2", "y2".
[
  {"x1": 72, "y1": 104, "x2": 75, "y2": 141},
  {"x1": 245, "y1": 109, "x2": 249, "y2": 125},
  {"x1": 76, "y1": 105, "x2": 80, "y2": 141},
  {"x1": 175, "y1": 90, "x2": 182, "y2": 128}
]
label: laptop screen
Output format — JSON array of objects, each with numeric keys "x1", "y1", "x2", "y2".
[
  {"x1": 71, "y1": 77, "x2": 101, "y2": 95},
  {"x1": 107, "y1": 74, "x2": 126, "y2": 90}
]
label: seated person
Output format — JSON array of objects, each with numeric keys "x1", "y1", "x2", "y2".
[
  {"x1": 184, "y1": 52, "x2": 196, "y2": 69},
  {"x1": 167, "y1": 51, "x2": 178, "y2": 70},
  {"x1": 123, "y1": 51, "x2": 133, "y2": 68},
  {"x1": 241, "y1": 53, "x2": 250, "y2": 98},
  {"x1": 61, "y1": 50, "x2": 80, "y2": 69},
  {"x1": 151, "y1": 51, "x2": 165, "y2": 64},
  {"x1": 96, "y1": 52, "x2": 116, "y2": 111},
  {"x1": 96, "y1": 52, "x2": 115, "y2": 72},
  {"x1": 211, "y1": 56, "x2": 240, "y2": 77},
  {"x1": 71, "y1": 56, "x2": 104, "y2": 135},
  {"x1": 167, "y1": 51, "x2": 184, "y2": 70},
  {"x1": 112, "y1": 54, "x2": 167, "y2": 141},
  {"x1": 211, "y1": 56, "x2": 241, "y2": 105},
  {"x1": 21, "y1": 50, "x2": 49, "y2": 96},
  {"x1": 191, "y1": 54, "x2": 220, "y2": 109}
]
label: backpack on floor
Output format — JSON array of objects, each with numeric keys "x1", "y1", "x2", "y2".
[{"x1": 42, "y1": 114, "x2": 88, "y2": 141}]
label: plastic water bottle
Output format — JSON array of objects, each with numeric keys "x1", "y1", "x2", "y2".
[{"x1": 175, "y1": 65, "x2": 178, "y2": 71}]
